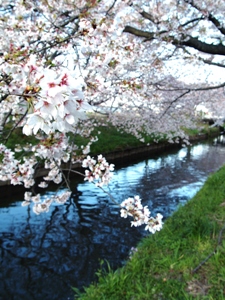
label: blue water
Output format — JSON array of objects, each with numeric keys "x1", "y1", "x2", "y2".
[{"x1": 1, "y1": 136, "x2": 225, "y2": 300}]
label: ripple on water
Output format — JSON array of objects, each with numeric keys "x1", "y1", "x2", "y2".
[{"x1": 1, "y1": 137, "x2": 225, "y2": 299}]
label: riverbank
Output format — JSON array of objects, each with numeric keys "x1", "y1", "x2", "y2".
[
  {"x1": 76, "y1": 163, "x2": 225, "y2": 300},
  {"x1": 99, "y1": 130, "x2": 220, "y2": 165},
  {"x1": 35, "y1": 128, "x2": 221, "y2": 178},
  {"x1": 0, "y1": 125, "x2": 220, "y2": 187},
  {"x1": 74, "y1": 122, "x2": 221, "y2": 164}
]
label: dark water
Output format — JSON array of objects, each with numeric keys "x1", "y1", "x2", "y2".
[{"x1": 1, "y1": 136, "x2": 225, "y2": 300}]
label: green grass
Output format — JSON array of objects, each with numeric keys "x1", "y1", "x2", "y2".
[
  {"x1": 71, "y1": 120, "x2": 219, "y2": 156},
  {"x1": 71, "y1": 123, "x2": 156, "y2": 155},
  {"x1": 183, "y1": 124, "x2": 219, "y2": 137},
  {"x1": 1, "y1": 118, "x2": 220, "y2": 157},
  {"x1": 75, "y1": 165, "x2": 225, "y2": 300},
  {"x1": 1, "y1": 126, "x2": 37, "y2": 149}
]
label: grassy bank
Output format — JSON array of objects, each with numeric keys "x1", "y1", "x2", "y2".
[
  {"x1": 3, "y1": 120, "x2": 219, "y2": 157},
  {"x1": 75, "y1": 122, "x2": 220, "y2": 155},
  {"x1": 75, "y1": 165, "x2": 225, "y2": 300}
]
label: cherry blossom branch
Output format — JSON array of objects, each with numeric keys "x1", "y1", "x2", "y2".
[
  {"x1": 156, "y1": 82, "x2": 225, "y2": 92},
  {"x1": 160, "y1": 90, "x2": 191, "y2": 118},
  {"x1": 4, "y1": 109, "x2": 28, "y2": 143}
]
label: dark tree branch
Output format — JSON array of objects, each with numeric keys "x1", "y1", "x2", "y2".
[
  {"x1": 198, "y1": 58, "x2": 225, "y2": 69},
  {"x1": 156, "y1": 82, "x2": 225, "y2": 92},
  {"x1": 3, "y1": 108, "x2": 28, "y2": 144},
  {"x1": 106, "y1": 0, "x2": 118, "y2": 15},
  {"x1": 175, "y1": 36, "x2": 225, "y2": 55},
  {"x1": 124, "y1": 0, "x2": 225, "y2": 57},
  {"x1": 123, "y1": 26, "x2": 155, "y2": 39},
  {"x1": 160, "y1": 90, "x2": 190, "y2": 118},
  {"x1": 208, "y1": 13, "x2": 225, "y2": 36},
  {"x1": 184, "y1": 0, "x2": 225, "y2": 35},
  {"x1": 124, "y1": 24, "x2": 225, "y2": 55},
  {"x1": 181, "y1": 17, "x2": 204, "y2": 28},
  {"x1": 191, "y1": 82, "x2": 225, "y2": 91},
  {"x1": 57, "y1": 15, "x2": 79, "y2": 28},
  {"x1": 140, "y1": 10, "x2": 160, "y2": 25}
]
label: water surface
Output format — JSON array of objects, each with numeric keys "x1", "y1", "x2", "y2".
[{"x1": 1, "y1": 136, "x2": 225, "y2": 300}]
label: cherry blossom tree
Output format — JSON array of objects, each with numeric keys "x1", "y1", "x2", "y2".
[
  {"x1": 1, "y1": 0, "x2": 225, "y2": 231},
  {"x1": 122, "y1": 0, "x2": 225, "y2": 125}
]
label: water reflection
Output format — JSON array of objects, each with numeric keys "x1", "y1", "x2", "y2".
[{"x1": 1, "y1": 137, "x2": 225, "y2": 300}]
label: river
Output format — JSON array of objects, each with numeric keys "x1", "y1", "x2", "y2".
[{"x1": 1, "y1": 136, "x2": 225, "y2": 300}]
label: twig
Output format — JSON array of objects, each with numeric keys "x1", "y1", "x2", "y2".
[
  {"x1": 4, "y1": 109, "x2": 28, "y2": 143},
  {"x1": 62, "y1": 168, "x2": 120, "y2": 206},
  {"x1": 98, "y1": 186, "x2": 120, "y2": 206},
  {"x1": 192, "y1": 221, "x2": 225, "y2": 274}
]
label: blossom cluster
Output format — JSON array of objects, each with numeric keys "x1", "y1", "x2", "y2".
[
  {"x1": 120, "y1": 195, "x2": 163, "y2": 234},
  {"x1": 0, "y1": 132, "x2": 75, "y2": 189},
  {"x1": 0, "y1": 144, "x2": 37, "y2": 188},
  {"x1": 21, "y1": 56, "x2": 91, "y2": 135},
  {"x1": 22, "y1": 190, "x2": 72, "y2": 215},
  {"x1": 82, "y1": 155, "x2": 115, "y2": 187}
]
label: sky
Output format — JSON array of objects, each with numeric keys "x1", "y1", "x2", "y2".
[{"x1": 164, "y1": 59, "x2": 225, "y2": 85}]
